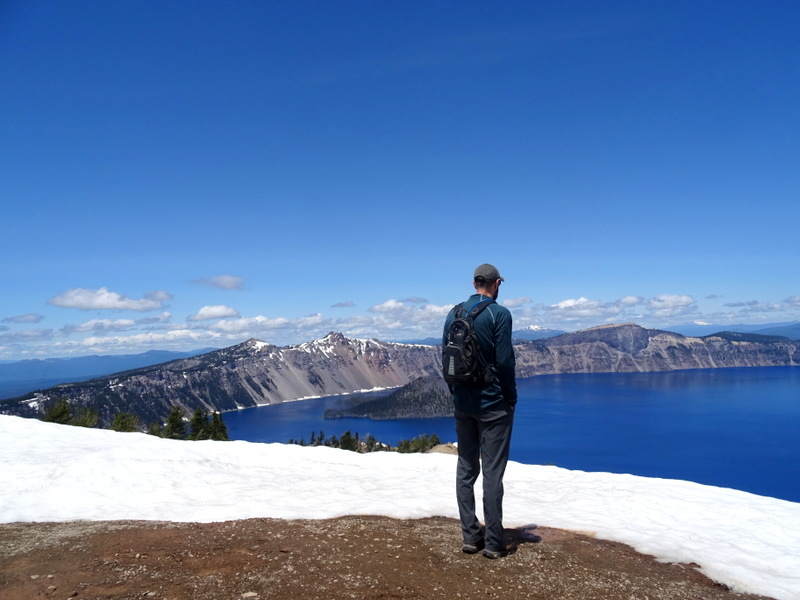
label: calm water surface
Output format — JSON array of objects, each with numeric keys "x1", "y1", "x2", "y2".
[{"x1": 225, "y1": 367, "x2": 800, "y2": 502}]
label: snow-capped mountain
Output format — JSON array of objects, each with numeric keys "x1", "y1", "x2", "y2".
[{"x1": 1, "y1": 333, "x2": 440, "y2": 427}]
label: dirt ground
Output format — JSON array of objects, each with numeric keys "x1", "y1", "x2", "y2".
[{"x1": 0, "y1": 516, "x2": 774, "y2": 600}]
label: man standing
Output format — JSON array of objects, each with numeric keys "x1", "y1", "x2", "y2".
[{"x1": 443, "y1": 263, "x2": 517, "y2": 558}]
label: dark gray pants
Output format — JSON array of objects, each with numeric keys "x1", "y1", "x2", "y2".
[{"x1": 454, "y1": 403, "x2": 514, "y2": 553}]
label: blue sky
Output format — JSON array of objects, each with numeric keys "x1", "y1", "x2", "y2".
[{"x1": 1, "y1": 1, "x2": 799, "y2": 359}]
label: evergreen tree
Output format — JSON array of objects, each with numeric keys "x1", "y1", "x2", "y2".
[
  {"x1": 411, "y1": 433, "x2": 440, "y2": 452},
  {"x1": 42, "y1": 398, "x2": 72, "y2": 424},
  {"x1": 209, "y1": 412, "x2": 229, "y2": 441},
  {"x1": 339, "y1": 430, "x2": 358, "y2": 452},
  {"x1": 71, "y1": 407, "x2": 99, "y2": 428},
  {"x1": 111, "y1": 412, "x2": 140, "y2": 432},
  {"x1": 397, "y1": 433, "x2": 440, "y2": 453},
  {"x1": 147, "y1": 422, "x2": 163, "y2": 437},
  {"x1": 163, "y1": 406, "x2": 187, "y2": 440},
  {"x1": 41, "y1": 398, "x2": 97, "y2": 428},
  {"x1": 189, "y1": 408, "x2": 211, "y2": 440}
]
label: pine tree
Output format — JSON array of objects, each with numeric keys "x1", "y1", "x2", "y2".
[
  {"x1": 209, "y1": 412, "x2": 229, "y2": 441},
  {"x1": 189, "y1": 408, "x2": 211, "y2": 440},
  {"x1": 111, "y1": 412, "x2": 140, "y2": 432},
  {"x1": 339, "y1": 430, "x2": 358, "y2": 452},
  {"x1": 42, "y1": 398, "x2": 72, "y2": 424},
  {"x1": 163, "y1": 406, "x2": 187, "y2": 440},
  {"x1": 71, "y1": 407, "x2": 99, "y2": 428}
]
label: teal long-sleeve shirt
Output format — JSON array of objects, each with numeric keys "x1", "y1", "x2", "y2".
[{"x1": 442, "y1": 293, "x2": 517, "y2": 414}]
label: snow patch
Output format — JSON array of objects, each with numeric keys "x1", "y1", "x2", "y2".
[{"x1": 2, "y1": 415, "x2": 799, "y2": 600}]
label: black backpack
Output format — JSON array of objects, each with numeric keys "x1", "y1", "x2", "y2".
[{"x1": 442, "y1": 299, "x2": 495, "y2": 386}]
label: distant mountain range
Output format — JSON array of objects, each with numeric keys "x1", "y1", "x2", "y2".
[
  {"x1": 318, "y1": 323, "x2": 800, "y2": 421},
  {"x1": 512, "y1": 325, "x2": 568, "y2": 340},
  {"x1": 1, "y1": 324, "x2": 798, "y2": 429},
  {"x1": 402, "y1": 325, "x2": 566, "y2": 345},
  {"x1": 664, "y1": 321, "x2": 800, "y2": 340},
  {"x1": 0, "y1": 348, "x2": 217, "y2": 400},
  {"x1": 404, "y1": 321, "x2": 800, "y2": 345}
]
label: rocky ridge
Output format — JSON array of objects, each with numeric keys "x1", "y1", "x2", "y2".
[
  {"x1": 2, "y1": 324, "x2": 797, "y2": 428},
  {"x1": 513, "y1": 324, "x2": 799, "y2": 377},
  {"x1": 1, "y1": 333, "x2": 440, "y2": 427}
]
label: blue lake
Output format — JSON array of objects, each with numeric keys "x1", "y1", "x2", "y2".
[{"x1": 225, "y1": 366, "x2": 800, "y2": 503}]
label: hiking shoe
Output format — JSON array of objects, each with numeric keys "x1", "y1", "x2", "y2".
[
  {"x1": 462, "y1": 539, "x2": 485, "y2": 554},
  {"x1": 482, "y1": 548, "x2": 509, "y2": 559}
]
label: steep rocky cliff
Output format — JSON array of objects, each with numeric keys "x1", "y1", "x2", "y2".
[{"x1": 515, "y1": 324, "x2": 800, "y2": 377}]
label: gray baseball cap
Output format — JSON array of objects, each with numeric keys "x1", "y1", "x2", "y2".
[{"x1": 473, "y1": 263, "x2": 505, "y2": 282}]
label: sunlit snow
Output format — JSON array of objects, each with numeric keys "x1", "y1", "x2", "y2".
[{"x1": 1, "y1": 415, "x2": 798, "y2": 600}]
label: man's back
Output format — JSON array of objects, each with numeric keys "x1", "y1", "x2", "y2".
[
  {"x1": 443, "y1": 293, "x2": 517, "y2": 414},
  {"x1": 445, "y1": 263, "x2": 518, "y2": 558}
]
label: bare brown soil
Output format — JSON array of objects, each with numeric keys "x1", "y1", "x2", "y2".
[{"x1": 0, "y1": 516, "x2": 774, "y2": 600}]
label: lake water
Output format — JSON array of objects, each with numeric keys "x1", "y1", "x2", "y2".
[{"x1": 225, "y1": 366, "x2": 800, "y2": 503}]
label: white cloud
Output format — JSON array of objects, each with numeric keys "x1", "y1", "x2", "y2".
[
  {"x1": 516, "y1": 294, "x2": 675, "y2": 330},
  {"x1": 63, "y1": 319, "x2": 137, "y2": 334},
  {"x1": 296, "y1": 313, "x2": 326, "y2": 328},
  {"x1": 355, "y1": 301, "x2": 454, "y2": 339},
  {"x1": 0, "y1": 328, "x2": 55, "y2": 343},
  {"x1": 2, "y1": 313, "x2": 44, "y2": 324},
  {"x1": 416, "y1": 304, "x2": 453, "y2": 318},
  {"x1": 193, "y1": 275, "x2": 246, "y2": 290},
  {"x1": 139, "y1": 312, "x2": 172, "y2": 325},
  {"x1": 48, "y1": 288, "x2": 173, "y2": 312},
  {"x1": 552, "y1": 297, "x2": 592, "y2": 310},
  {"x1": 502, "y1": 296, "x2": 532, "y2": 309},
  {"x1": 550, "y1": 297, "x2": 613, "y2": 319},
  {"x1": 188, "y1": 305, "x2": 241, "y2": 322},
  {"x1": 646, "y1": 294, "x2": 696, "y2": 318},
  {"x1": 724, "y1": 300, "x2": 762, "y2": 308},
  {"x1": 369, "y1": 299, "x2": 408, "y2": 314},
  {"x1": 209, "y1": 315, "x2": 293, "y2": 334},
  {"x1": 75, "y1": 330, "x2": 219, "y2": 352},
  {"x1": 331, "y1": 301, "x2": 356, "y2": 308},
  {"x1": 8, "y1": 286, "x2": 798, "y2": 359},
  {"x1": 619, "y1": 296, "x2": 644, "y2": 306},
  {"x1": 719, "y1": 297, "x2": 797, "y2": 317}
]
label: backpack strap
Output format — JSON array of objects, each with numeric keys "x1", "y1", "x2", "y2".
[
  {"x1": 465, "y1": 298, "x2": 495, "y2": 318},
  {"x1": 453, "y1": 299, "x2": 494, "y2": 320},
  {"x1": 466, "y1": 299, "x2": 496, "y2": 382}
]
